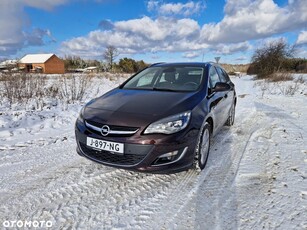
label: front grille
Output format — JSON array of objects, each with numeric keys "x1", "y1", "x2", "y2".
[
  {"x1": 85, "y1": 120, "x2": 139, "y2": 137},
  {"x1": 79, "y1": 142, "x2": 146, "y2": 166}
]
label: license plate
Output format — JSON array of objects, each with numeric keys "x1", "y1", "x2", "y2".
[{"x1": 86, "y1": 137, "x2": 124, "y2": 154}]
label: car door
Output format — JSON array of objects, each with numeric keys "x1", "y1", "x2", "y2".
[
  {"x1": 207, "y1": 66, "x2": 226, "y2": 133},
  {"x1": 215, "y1": 67, "x2": 235, "y2": 123}
]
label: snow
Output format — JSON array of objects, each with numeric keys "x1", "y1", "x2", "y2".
[
  {"x1": 18, "y1": 54, "x2": 54, "y2": 64},
  {"x1": 0, "y1": 74, "x2": 306, "y2": 229},
  {"x1": 0, "y1": 59, "x2": 17, "y2": 66}
]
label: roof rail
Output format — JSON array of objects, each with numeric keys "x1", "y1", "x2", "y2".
[{"x1": 150, "y1": 62, "x2": 165, "y2": 67}]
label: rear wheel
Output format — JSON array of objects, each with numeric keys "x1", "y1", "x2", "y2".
[
  {"x1": 225, "y1": 103, "x2": 235, "y2": 126},
  {"x1": 196, "y1": 122, "x2": 211, "y2": 170}
]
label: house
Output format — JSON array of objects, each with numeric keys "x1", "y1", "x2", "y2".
[{"x1": 18, "y1": 54, "x2": 65, "y2": 74}]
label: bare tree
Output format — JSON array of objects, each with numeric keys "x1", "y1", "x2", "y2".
[
  {"x1": 250, "y1": 39, "x2": 294, "y2": 79},
  {"x1": 103, "y1": 46, "x2": 119, "y2": 71}
]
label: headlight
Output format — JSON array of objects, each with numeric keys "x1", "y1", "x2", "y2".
[
  {"x1": 144, "y1": 111, "x2": 191, "y2": 134},
  {"x1": 78, "y1": 98, "x2": 96, "y2": 122},
  {"x1": 78, "y1": 106, "x2": 85, "y2": 122}
]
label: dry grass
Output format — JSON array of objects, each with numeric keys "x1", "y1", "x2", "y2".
[
  {"x1": 294, "y1": 75, "x2": 305, "y2": 84},
  {"x1": 0, "y1": 73, "x2": 93, "y2": 109},
  {"x1": 267, "y1": 72, "x2": 293, "y2": 82},
  {"x1": 254, "y1": 78, "x2": 302, "y2": 97},
  {"x1": 59, "y1": 74, "x2": 93, "y2": 103},
  {"x1": 275, "y1": 82, "x2": 299, "y2": 96},
  {"x1": 0, "y1": 73, "x2": 46, "y2": 106}
]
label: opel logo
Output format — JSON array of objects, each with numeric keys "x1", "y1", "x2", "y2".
[{"x1": 101, "y1": 125, "x2": 110, "y2": 136}]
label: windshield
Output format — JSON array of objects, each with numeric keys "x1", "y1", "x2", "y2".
[{"x1": 122, "y1": 66, "x2": 204, "y2": 92}]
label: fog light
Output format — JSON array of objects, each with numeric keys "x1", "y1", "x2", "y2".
[
  {"x1": 152, "y1": 147, "x2": 188, "y2": 166},
  {"x1": 158, "y1": 150, "x2": 178, "y2": 160}
]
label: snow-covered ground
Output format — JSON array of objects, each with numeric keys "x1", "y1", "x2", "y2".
[{"x1": 0, "y1": 74, "x2": 306, "y2": 229}]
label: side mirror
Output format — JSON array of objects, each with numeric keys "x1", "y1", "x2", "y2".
[{"x1": 213, "y1": 82, "x2": 231, "y2": 92}]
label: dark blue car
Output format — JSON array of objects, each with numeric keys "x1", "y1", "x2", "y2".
[{"x1": 75, "y1": 62, "x2": 236, "y2": 173}]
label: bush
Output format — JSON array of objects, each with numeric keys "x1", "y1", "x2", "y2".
[
  {"x1": 275, "y1": 82, "x2": 299, "y2": 96},
  {"x1": 251, "y1": 39, "x2": 294, "y2": 79},
  {"x1": 0, "y1": 73, "x2": 93, "y2": 109},
  {"x1": 118, "y1": 58, "x2": 148, "y2": 73},
  {"x1": 282, "y1": 58, "x2": 307, "y2": 72},
  {"x1": 295, "y1": 75, "x2": 305, "y2": 84},
  {"x1": 0, "y1": 73, "x2": 46, "y2": 106},
  {"x1": 59, "y1": 74, "x2": 93, "y2": 103},
  {"x1": 295, "y1": 61, "x2": 307, "y2": 72}
]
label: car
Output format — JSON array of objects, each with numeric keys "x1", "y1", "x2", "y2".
[{"x1": 75, "y1": 62, "x2": 236, "y2": 173}]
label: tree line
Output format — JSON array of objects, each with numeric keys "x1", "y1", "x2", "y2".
[
  {"x1": 63, "y1": 43, "x2": 307, "y2": 76},
  {"x1": 64, "y1": 46, "x2": 148, "y2": 73}
]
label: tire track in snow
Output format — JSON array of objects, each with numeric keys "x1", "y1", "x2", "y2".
[
  {"x1": 199, "y1": 110, "x2": 269, "y2": 229},
  {"x1": 158, "y1": 108, "x2": 266, "y2": 229},
  {"x1": 236, "y1": 98, "x2": 307, "y2": 229},
  {"x1": 133, "y1": 168, "x2": 199, "y2": 229},
  {"x1": 0, "y1": 109, "x2": 268, "y2": 229},
  {"x1": 0, "y1": 150, "x2": 192, "y2": 229},
  {"x1": 0, "y1": 131, "x2": 201, "y2": 229}
]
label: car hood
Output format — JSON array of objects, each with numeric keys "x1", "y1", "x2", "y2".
[{"x1": 84, "y1": 88, "x2": 200, "y2": 126}]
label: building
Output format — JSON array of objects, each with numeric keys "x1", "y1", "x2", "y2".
[
  {"x1": 18, "y1": 54, "x2": 65, "y2": 74},
  {"x1": 84, "y1": 66, "x2": 99, "y2": 73}
]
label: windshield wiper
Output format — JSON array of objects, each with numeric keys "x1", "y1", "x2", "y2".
[{"x1": 152, "y1": 87, "x2": 178, "y2": 92}]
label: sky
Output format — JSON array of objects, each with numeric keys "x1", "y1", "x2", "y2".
[{"x1": 0, "y1": 0, "x2": 306, "y2": 64}]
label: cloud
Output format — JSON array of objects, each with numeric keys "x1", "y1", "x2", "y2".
[
  {"x1": 182, "y1": 51, "x2": 201, "y2": 59},
  {"x1": 24, "y1": 28, "x2": 56, "y2": 46},
  {"x1": 200, "y1": 0, "x2": 307, "y2": 43},
  {"x1": 150, "y1": 54, "x2": 161, "y2": 60},
  {"x1": 61, "y1": 16, "x2": 207, "y2": 57},
  {"x1": 61, "y1": 0, "x2": 306, "y2": 59},
  {"x1": 251, "y1": 36, "x2": 291, "y2": 53},
  {"x1": 147, "y1": 0, "x2": 159, "y2": 11},
  {"x1": 234, "y1": 56, "x2": 248, "y2": 62},
  {"x1": 295, "y1": 47, "x2": 307, "y2": 58},
  {"x1": 296, "y1": 30, "x2": 307, "y2": 45},
  {"x1": 0, "y1": 1, "x2": 25, "y2": 56},
  {"x1": 213, "y1": 42, "x2": 252, "y2": 55},
  {"x1": 115, "y1": 16, "x2": 200, "y2": 41},
  {"x1": 22, "y1": 0, "x2": 68, "y2": 11},
  {"x1": 98, "y1": 19, "x2": 114, "y2": 30},
  {"x1": 0, "y1": 0, "x2": 66, "y2": 57},
  {"x1": 147, "y1": 0, "x2": 205, "y2": 17}
]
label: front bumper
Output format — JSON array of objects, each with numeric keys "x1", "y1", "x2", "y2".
[{"x1": 75, "y1": 118, "x2": 199, "y2": 173}]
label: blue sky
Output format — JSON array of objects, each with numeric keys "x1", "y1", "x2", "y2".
[{"x1": 0, "y1": 0, "x2": 306, "y2": 64}]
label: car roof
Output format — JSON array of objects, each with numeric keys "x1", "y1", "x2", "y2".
[{"x1": 150, "y1": 62, "x2": 225, "y2": 69}]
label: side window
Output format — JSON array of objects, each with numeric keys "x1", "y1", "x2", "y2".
[
  {"x1": 216, "y1": 67, "x2": 228, "y2": 83},
  {"x1": 222, "y1": 69, "x2": 231, "y2": 82},
  {"x1": 209, "y1": 67, "x2": 220, "y2": 89}
]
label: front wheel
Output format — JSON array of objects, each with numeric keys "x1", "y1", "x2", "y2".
[
  {"x1": 197, "y1": 122, "x2": 211, "y2": 170},
  {"x1": 225, "y1": 103, "x2": 235, "y2": 126}
]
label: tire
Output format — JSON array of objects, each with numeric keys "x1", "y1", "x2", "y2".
[
  {"x1": 225, "y1": 103, "x2": 235, "y2": 126},
  {"x1": 196, "y1": 122, "x2": 211, "y2": 170}
]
